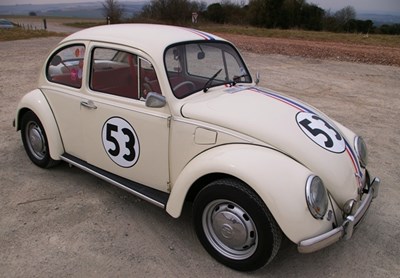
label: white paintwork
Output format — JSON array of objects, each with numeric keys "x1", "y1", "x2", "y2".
[
  {"x1": 15, "y1": 24, "x2": 371, "y2": 246},
  {"x1": 15, "y1": 89, "x2": 64, "y2": 160}
]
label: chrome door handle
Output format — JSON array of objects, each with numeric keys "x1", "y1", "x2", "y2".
[{"x1": 80, "y1": 100, "x2": 97, "y2": 109}]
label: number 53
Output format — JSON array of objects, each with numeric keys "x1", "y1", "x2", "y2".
[{"x1": 102, "y1": 117, "x2": 140, "y2": 167}]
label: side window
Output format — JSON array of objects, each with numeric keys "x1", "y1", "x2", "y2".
[
  {"x1": 91, "y1": 48, "x2": 139, "y2": 99},
  {"x1": 139, "y1": 57, "x2": 161, "y2": 98},
  {"x1": 165, "y1": 47, "x2": 182, "y2": 73},
  {"x1": 47, "y1": 45, "x2": 85, "y2": 88}
]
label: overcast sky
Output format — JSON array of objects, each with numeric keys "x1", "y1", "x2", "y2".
[{"x1": 0, "y1": 0, "x2": 399, "y2": 13}]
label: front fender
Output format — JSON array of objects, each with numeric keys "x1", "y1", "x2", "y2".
[
  {"x1": 166, "y1": 144, "x2": 337, "y2": 243},
  {"x1": 15, "y1": 89, "x2": 64, "y2": 160}
]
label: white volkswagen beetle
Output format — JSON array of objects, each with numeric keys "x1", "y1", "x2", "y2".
[{"x1": 14, "y1": 24, "x2": 380, "y2": 271}]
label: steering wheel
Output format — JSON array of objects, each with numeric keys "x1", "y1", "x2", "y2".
[{"x1": 173, "y1": 81, "x2": 195, "y2": 92}]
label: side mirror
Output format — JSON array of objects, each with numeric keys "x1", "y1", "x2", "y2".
[{"x1": 145, "y1": 92, "x2": 166, "y2": 108}]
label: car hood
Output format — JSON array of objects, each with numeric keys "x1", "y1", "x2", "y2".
[{"x1": 181, "y1": 86, "x2": 363, "y2": 206}]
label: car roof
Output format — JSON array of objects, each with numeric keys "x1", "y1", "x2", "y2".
[{"x1": 61, "y1": 24, "x2": 226, "y2": 59}]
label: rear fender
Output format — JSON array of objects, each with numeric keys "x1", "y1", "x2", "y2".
[
  {"x1": 166, "y1": 144, "x2": 336, "y2": 243},
  {"x1": 15, "y1": 89, "x2": 64, "y2": 160}
]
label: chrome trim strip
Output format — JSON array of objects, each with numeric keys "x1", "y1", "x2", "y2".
[
  {"x1": 173, "y1": 116, "x2": 264, "y2": 145},
  {"x1": 298, "y1": 176, "x2": 380, "y2": 253},
  {"x1": 61, "y1": 155, "x2": 165, "y2": 209}
]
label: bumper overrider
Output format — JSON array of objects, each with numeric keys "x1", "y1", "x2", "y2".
[{"x1": 298, "y1": 176, "x2": 380, "y2": 253}]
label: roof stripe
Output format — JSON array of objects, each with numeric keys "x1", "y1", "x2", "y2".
[{"x1": 182, "y1": 27, "x2": 215, "y2": 40}]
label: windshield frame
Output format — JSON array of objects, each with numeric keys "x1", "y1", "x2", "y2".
[{"x1": 164, "y1": 40, "x2": 252, "y2": 99}]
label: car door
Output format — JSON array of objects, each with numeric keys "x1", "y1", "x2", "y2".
[
  {"x1": 80, "y1": 43, "x2": 171, "y2": 192},
  {"x1": 42, "y1": 43, "x2": 87, "y2": 158}
]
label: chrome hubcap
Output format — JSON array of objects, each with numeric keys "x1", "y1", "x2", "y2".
[
  {"x1": 26, "y1": 121, "x2": 46, "y2": 160},
  {"x1": 203, "y1": 199, "x2": 257, "y2": 260}
]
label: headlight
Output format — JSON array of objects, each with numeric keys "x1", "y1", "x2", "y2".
[
  {"x1": 354, "y1": 136, "x2": 368, "y2": 168},
  {"x1": 306, "y1": 175, "x2": 328, "y2": 219}
]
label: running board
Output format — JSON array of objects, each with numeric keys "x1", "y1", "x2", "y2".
[{"x1": 60, "y1": 153, "x2": 169, "y2": 209}]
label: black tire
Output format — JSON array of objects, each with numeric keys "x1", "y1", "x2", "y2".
[
  {"x1": 193, "y1": 178, "x2": 282, "y2": 271},
  {"x1": 21, "y1": 111, "x2": 58, "y2": 168}
]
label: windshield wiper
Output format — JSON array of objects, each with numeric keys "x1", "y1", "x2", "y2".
[
  {"x1": 232, "y1": 74, "x2": 250, "y2": 85},
  {"x1": 212, "y1": 73, "x2": 250, "y2": 89},
  {"x1": 203, "y1": 68, "x2": 222, "y2": 92}
]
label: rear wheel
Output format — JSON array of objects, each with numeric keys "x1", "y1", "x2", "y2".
[
  {"x1": 193, "y1": 178, "x2": 282, "y2": 271},
  {"x1": 21, "y1": 111, "x2": 58, "y2": 168}
]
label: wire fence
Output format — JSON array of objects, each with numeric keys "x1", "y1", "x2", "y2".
[{"x1": 14, "y1": 19, "x2": 48, "y2": 30}]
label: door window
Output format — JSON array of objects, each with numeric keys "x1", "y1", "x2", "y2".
[{"x1": 90, "y1": 48, "x2": 161, "y2": 100}]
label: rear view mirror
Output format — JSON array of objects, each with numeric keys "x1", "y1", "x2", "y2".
[
  {"x1": 197, "y1": 52, "x2": 205, "y2": 60},
  {"x1": 50, "y1": 55, "x2": 62, "y2": 66}
]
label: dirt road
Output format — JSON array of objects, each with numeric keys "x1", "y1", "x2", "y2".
[{"x1": 1, "y1": 36, "x2": 399, "y2": 277}]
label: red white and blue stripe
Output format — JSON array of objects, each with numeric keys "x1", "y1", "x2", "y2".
[
  {"x1": 182, "y1": 27, "x2": 216, "y2": 40},
  {"x1": 248, "y1": 87, "x2": 363, "y2": 181}
]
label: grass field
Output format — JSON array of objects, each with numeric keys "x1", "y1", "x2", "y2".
[
  {"x1": 1, "y1": 15, "x2": 399, "y2": 49},
  {"x1": 0, "y1": 28, "x2": 63, "y2": 41},
  {"x1": 64, "y1": 21, "x2": 400, "y2": 48},
  {"x1": 200, "y1": 24, "x2": 400, "y2": 48}
]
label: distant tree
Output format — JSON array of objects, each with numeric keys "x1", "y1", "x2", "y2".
[
  {"x1": 248, "y1": 0, "x2": 325, "y2": 30},
  {"x1": 277, "y1": 0, "x2": 324, "y2": 30},
  {"x1": 140, "y1": 0, "x2": 205, "y2": 24},
  {"x1": 220, "y1": 0, "x2": 247, "y2": 24},
  {"x1": 266, "y1": 0, "x2": 285, "y2": 28},
  {"x1": 378, "y1": 23, "x2": 400, "y2": 35},
  {"x1": 102, "y1": 0, "x2": 124, "y2": 24},
  {"x1": 363, "y1": 20, "x2": 374, "y2": 33},
  {"x1": 281, "y1": 0, "x2": 304, "y2": 29},
  {"x1": 300, "y1": 3, "x2": 324, "y2": 30},
  {"x1": 334, "y1": 5, "x2": 356, "y2": 32},
  {"x1": 322, "y1": 10, "x2": 338, "y2": 32},
  {"x1": 29, "y1": 11, "x2": 37, "y2": 16},
  {"x1": 206, "y1": 3, "x2": 225, "y2": 23},
  {"x1": 347, "y1": 19, "x2": 374, "y2": 33},
  {"x1": 247, "y1": 0, "x2": 266, "y2": 27},
  {"x1": 248, "y1": 0, "x2": 285, "y2": 28}
]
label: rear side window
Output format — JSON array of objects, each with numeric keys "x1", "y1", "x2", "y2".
[{"x1": 47, "y1": 44, "x2": 85, "y2": 88}]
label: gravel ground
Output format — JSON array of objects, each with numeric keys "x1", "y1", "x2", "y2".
[
  {"x1": 0, "y1": 23, "x2": 399, "y2": 277},
  {"x1": 220, "y1": 33, "x2": 400, "y2": 66}
]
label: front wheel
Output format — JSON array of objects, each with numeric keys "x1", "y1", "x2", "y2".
[
  {"x1": 21, "y1": 111, "x2": 58, "y2": 168},
  {"x1": 193, "y1": 178, "x2": 282, "y2": 271}
]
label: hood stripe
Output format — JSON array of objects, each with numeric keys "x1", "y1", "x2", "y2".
[
  {"x1": 249, "y1": 87, "x2": 363, "y2": 180},
  {"x1": 345, "y1": 141, "x2": 363, "y2": 182},
  {"x1": 250, "y1": 87, "x2": 312, "y2": 113}
]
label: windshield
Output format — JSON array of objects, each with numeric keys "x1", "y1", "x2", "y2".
[{"x1": 164, "y1": 41, "x2": 252, "y2": 99}]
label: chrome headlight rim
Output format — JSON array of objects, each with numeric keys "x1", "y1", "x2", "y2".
[
  {"x1": 305, "y1": 175, "x2": 329, "y2": 220},
  {"x1": 354, "y1": 136, "x2": 368, "y2": 168}
]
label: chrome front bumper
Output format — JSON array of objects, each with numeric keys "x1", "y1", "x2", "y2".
[{"x1": 298, "y1": 177, "x2": 380, "y2": 253}]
